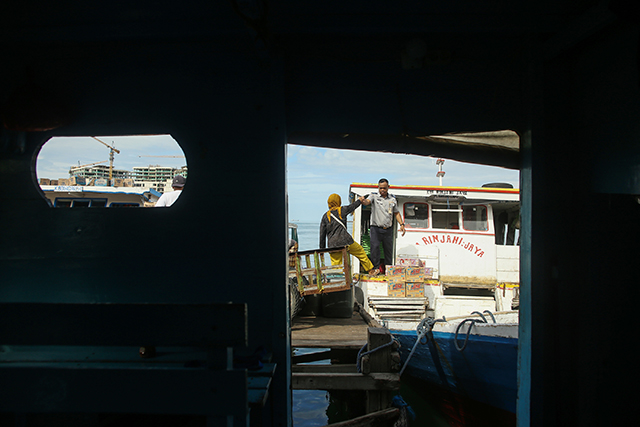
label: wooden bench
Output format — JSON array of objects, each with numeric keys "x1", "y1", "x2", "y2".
[{"x1": 0, "y1": 302, "x2": 258, "y2": 426}]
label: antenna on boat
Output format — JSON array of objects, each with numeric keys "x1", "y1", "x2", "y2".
[{"x1": 436, "y1": 158, "x2": 445, "y2": 186}]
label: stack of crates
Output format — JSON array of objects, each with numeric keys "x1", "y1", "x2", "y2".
[{"x1": 385, "y1": 258, "x2": 433, "y2": 298}]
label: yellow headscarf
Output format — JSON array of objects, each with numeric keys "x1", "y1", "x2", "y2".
[{"x1": 327, "y1": 193, "x2": 342, "y2": 222}]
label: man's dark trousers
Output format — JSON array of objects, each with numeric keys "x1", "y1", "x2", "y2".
[{"x1": 370, "y1": 225, "x2": 393, "y2": 270}]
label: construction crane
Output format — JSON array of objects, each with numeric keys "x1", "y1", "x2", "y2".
[{"x1": 91, "y1": 137, "x2": 120, "y2": 185}]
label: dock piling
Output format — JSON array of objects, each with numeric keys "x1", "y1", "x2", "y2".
[
  {"x1": 364, "y1": 327, "x2": 394, "y2": 413},
  {"x1": 291, "y1": 301, "x2": 401, "y2": 426}
]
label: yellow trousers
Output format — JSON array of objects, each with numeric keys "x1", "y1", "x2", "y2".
[{"x1": 330, "y1": 242, "x2": 374, "y2": 272}]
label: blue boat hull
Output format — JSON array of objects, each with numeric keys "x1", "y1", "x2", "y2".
[{"x1": 393, "y1": 329, "x2": 518, "y2": 414}]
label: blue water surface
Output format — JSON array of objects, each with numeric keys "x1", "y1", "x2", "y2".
[{"x1": 290, "y1": 224, "x2": 332, "y2": 426}]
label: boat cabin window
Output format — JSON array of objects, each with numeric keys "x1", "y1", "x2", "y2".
[
  {"x1": 54, "y1": 198, "x2": 109, "y2": 208},
  {"x1": 462, "y1": 205, "x2": 488, "y2": 231},
  {"x1": 431, "y1": 203, "x2": 461, "y2": 229},
  {"x1": 72, "y1": 200, "x2": 91, "y2": 208},
  {"x1": 36, "y1": 135, "x2": 187, "y2": 208},
  {"x1": 403, "y1": 203, "x2": 429, "y2": 229}
]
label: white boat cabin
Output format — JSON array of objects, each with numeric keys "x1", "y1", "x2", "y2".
[{"x1": 349, "y1": 182, "x2": 520, "y2": 321}]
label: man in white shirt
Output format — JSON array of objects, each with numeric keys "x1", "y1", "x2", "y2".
[
  {"x1": 154, "y1": 175, "x2": 186, "y2": 207},
  {"x1": 361, "y1": 178, "x2": 406, "y2": 273}
]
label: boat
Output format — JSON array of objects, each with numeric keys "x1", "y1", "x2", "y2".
[
  {"x1": 348, "y1": 181, "x2": 520, "y2": 416},
  {"x1": 40, "y1": 184, "x2": 162, "y2": 207},
  {"x1": 393, "y1": 311, "x2": 518, "y2": 415}
]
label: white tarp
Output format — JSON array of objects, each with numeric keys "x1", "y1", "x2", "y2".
[{"x1": 419, "y1": 130, "x2": 519, "y2": 151}]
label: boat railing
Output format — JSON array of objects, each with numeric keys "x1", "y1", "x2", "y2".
[{"x1": 289, "y1": 246, "x2": 352, "y2": 296}]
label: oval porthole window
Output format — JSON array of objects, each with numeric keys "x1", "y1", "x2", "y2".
[{"x1": 36, "y1": 135, "x2": 187, "y2": 208}]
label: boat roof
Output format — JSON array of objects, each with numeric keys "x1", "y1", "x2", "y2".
[
  {"x1": 40, "y1": 185, "x2": 160, "y2": 197},
  {"x1": 350, "y1": 182, "x2": 519, "y2": 202}
]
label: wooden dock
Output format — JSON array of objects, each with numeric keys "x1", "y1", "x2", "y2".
[
  {"x1": 291, "y1": 305, "x2": 401, "y2": 426},
  {"x1": 291, "y1": 311, "x2": 369, "y2": 349}
]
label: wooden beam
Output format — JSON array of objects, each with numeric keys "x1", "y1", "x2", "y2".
[
  {"x1": 292, "y1": 364, "x2": 357, "y2": 373},
  {"x1": 318, "y1": 407, "x2": 400, "y2": 427},
  {"x1": 291, "y1": 373, "x2": 400, "y2": 391},
  {"x1": 291, "y1": 340, "x2": 366, "y2": 350},
  {"x1": 355, "y1": 301, "x2": 382, "y2": 328}
]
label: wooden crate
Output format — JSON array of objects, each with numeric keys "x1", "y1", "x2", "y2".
[{"x1": 289, "y1": 246, "x2": 352, "y2": 296}]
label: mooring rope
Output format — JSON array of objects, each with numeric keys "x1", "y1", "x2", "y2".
[
  {"x1": 398, "y1": 310, "x2": 497, "y2": 374},
  {"x1": 356, "y1": 337, "x2": 399, "y2": 373},
  {"x1": 392, "y1": 395, "x2": 416, "y2": 427},
  {"x1": 398, "y1": 317, "x2": 446, "y2": 377}
]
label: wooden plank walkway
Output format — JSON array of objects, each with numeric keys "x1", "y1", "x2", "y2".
[
  {"x1": 291, "y1": 312, "x2": 369, "y2": 349},
  {"x1": 290, "y1": 309, "x2": 401, "y2": 425}
]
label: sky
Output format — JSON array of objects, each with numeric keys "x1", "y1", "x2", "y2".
[
  {"x1": 287, "y1": 145, "x2": 519, "y2": 222},
  {"x1": 35, "y1": 135, "x2": 519, "y2": 222},
  {"x1": 36, "y1": 135, "x2": 187, "y2": 180}
]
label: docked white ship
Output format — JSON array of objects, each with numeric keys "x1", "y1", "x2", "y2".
[{"x1": 349, "y1": 180, "x2": 520, "y2": 415}]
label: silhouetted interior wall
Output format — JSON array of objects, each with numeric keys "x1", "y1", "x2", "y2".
[
  {"x1": 284, "y1": 35, "x2": 527, "y2": 136},
  {"x1": 2, "y1": 2, "x2": 640, "y2": 427},
  {"x1": 0, "y1": 37, "x2": 291, "y2": 424},
  {"x1": 528, "y1": 20, "x2": 640, "y2": 426}
]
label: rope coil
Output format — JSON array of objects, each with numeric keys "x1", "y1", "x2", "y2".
[{"x1": 454, "y1": 310, "x2": 496, "y2": 351}]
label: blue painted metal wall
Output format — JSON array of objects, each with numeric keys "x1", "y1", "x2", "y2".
[{"x1": 2, "y1": 1, "x2": 640, "y2": 426}]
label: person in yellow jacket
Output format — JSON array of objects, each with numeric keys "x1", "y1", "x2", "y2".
[{"x1": 319, "y1": 193, "x2": 378, "y2": 276}]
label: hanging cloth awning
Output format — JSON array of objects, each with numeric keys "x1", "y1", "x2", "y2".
[
  {"x1": 288, "y1": 130, "x2": 520, "y2": 169},
  {"x1": 418, "y1": 130, "x2": 519, "y2": 152}
]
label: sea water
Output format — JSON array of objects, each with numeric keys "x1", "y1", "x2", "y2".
[
  {"x1": 290, "y1": 222, "x2": 452, "y2": 426},
  {"x1": 290, "y1": 222, "x2": 330, "y2": 427}
]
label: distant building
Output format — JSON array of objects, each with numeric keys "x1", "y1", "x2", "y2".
[
  {"x1": 131, "y1": 165, "x2": 188, "y2": 193},
  {"x1": 69, "y1": 165, "x2": 131, "y2": 183},
  {"x1": 42, "y1": 164, "x2": 188, "y2": 191}
]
